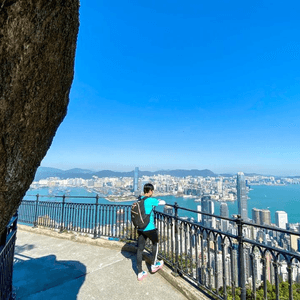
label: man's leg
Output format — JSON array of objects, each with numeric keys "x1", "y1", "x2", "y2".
[
  {"x1": 143, "y1": 229, "x2": 161, "y2": 266},
  {"x1": 144, "y1": 229, "x2": 164, "y2": 273},
  {"x1": 137, "y1": 231, "x2": 146, "y2": 274}
]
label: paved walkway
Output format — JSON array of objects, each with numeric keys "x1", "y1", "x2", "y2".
[{"x1": 13, "y1": 229, "x2": 208, "y2": 300}]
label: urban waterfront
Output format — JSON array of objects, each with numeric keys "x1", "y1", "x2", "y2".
[
  {"x1": 22, "y1": 181, "x2": 300, "y2": 299},
  {"x1": 25, "y1": 184, "x2": 300, "y2": 224}
]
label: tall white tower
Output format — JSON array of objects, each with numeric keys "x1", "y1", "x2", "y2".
[
  {"x1": 275, "y1": 211, "x2": 288, "y2": 229},
  {"x1": 237, "y1": 172, "x2": 248, "y2": 221}
]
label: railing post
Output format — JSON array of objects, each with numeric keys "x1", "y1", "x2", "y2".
[
  {"x1": 33, "y1": 194, "x2": 39, "y2": 227},
  {"x1": 236, "y1": 214, "x2": 246, "y2": 300},
  {"x1": 172, "y1": 202, "x2": 179, "y2": 277},
  {"x1": 221, "y1": 240, "x2": 228, "y2": 300},
  {"x1": 287, "y1": 262, "x2": 293, "y2": 300},
  {"x1": 0, "y1": 213, "x2": 18, "y2": 300},
  {"x1": 273, "y1": 261, "x2": 280, "y2": 300},
  {"x1": 261, "y1": 256, "x2": 268, "y2": 299},
  {"x1": 93, "y1": 194, "x2": 99, "y2": 239},
  {"x1": 60, "y1": 195, "x2": 66, "y2": 233}
]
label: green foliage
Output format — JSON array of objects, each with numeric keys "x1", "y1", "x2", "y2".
[
  {"x1": 218, "y1": 281, "x2": 300, "y2": 300},
  {"x1": 177, "y1": 253, "x2": 196, "y2": 270}
]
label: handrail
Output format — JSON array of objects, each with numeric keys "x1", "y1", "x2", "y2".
[
  {"x1": 19, "y1": 195, "x2": 300, "y2": 300},
  {"x1": 0, "y1": 212, "x2": 18, "y2": 300}
]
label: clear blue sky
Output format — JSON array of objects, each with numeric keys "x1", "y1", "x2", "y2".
[{"x1": 41, "y1": 0, "x2": 300, "y2": 176}]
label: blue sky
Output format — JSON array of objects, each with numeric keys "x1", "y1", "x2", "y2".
[{"x1": 41, "y1": 1, "x2": 300, "y2": 176}]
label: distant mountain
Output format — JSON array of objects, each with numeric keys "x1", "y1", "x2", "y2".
[
  {"x1": 67, "y1": 168, "x2": 94, "y2": 174},
  {"x1": 35, "y1": 167, "x2": 65, "y2": 178},
  {"x1": 34, "y1": 167, "x2": 218, "y2": 180}
]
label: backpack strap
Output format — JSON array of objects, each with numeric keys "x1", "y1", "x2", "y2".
[{"x1": 138, "y1": 196, "x2": 153, "y2": 215}]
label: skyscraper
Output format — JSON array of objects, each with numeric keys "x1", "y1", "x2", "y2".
[
  {"x1": 133, "y1": 167, "x2": 139, "y2": 193},
  {"x1": 217, "y1": 179, "x2": 223, "y2": 194},
  {"x1": 237, "y1": 172, "x2": 248, "y2": 221},
  {"x1": 252, "y1": 208, "x2": 271, "y2": 225},
  {"x1": 220, "y1": 202, "x2": 229, "y2": 232},
  {"x1": 220, "y1": 202, "x2": 229, "y2": 218},
  {"x1": 201, "y1": 195, "x2": 215, "y2": 228},
  {"x1": 275, "y1": 211, "x2": 288, "y2": 229},
  {"x1": 260, "y1": 209, "x2": 271, "y2": 226},
  {"x1": 197, "y1": 205, "x2": 202, "y2": 223},
  {"x1": 252, "y1": 208, "x2": 261, "y2": 224}
]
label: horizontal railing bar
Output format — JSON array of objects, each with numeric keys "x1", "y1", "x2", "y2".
[
  {"x1": 165, "y1": 202, "x2": 237, "y2": 221},
  {"x1": 165, "y1": 202, "x2": 300, "y2": 236},
  {"x1": 243, "y1": 237, "x2": 300, "y2": 259},
  {"x1": 241, "y1": 220, "x2": 300, "y2": 236},
  {"x1": 25, "y1": 194, "x2": 99, "y2": 199}
]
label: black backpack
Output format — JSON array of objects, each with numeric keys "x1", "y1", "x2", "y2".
[{"x1": 131, "y1": 196, "x2": 152, "y2": 230}]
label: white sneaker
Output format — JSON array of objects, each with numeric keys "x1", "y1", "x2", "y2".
[
  {"x1": 137, "y1": 270, "x2": 147, "y2": 281},
  {"x1": 151, "y1": 260, "x2": 164, "y2": 273}
]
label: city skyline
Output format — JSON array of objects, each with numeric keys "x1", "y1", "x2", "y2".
[{"x1": 41, "y1": 1, "x2": 300, "y2": 176}]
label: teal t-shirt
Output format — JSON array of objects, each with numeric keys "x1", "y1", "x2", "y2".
[{"x1": 142, "y1": 196, "x2": 159, "y2": 231}]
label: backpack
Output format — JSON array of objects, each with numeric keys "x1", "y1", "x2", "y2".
[{"x1": 131, "y1": 196, "x2": 152, "y2": 230}]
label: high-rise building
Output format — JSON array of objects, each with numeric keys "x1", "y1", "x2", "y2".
[
  {"x1": 220, "y1": 202, "x2": 229, "y2": 232},
  {"x1": 210, "y1": 201, "x2": 216, "y2": 228},
  {"x1": 133, "y1": 167, "x2": 139, "y2": 193},
  {"x1": 201, "y1": 195, "x2": 211, "y2": 227},
  {"x1": 275, "y1": 211, "x2": 288, "y2": 229},
  {"x1": 217, "y1": 179, "x2": 223, "y2": 194},
  {"x1": 260, "y1": 209, "x2": 271, "y2": 226},
  {"x1": 197, "y1": 205, "x2": 202, "y2": 223},
  {"x1": 220, "y1": 202, "x2": 229, "y2": 218},
  {"x1": 237, "y1": 172, "x2": 248, "y2": 221},
  {"x1": 252, "y1": 208, "x2": 261, "y2": 224},
  {"x1": 252, "y1": 208, "x2": 271, "y2": 226},
  {"x1": 201, "y1": 195, "x2": 215, "y2": 228}
]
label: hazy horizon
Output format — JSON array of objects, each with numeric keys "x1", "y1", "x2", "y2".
[{"x1": 39, "y1": 165, "x2": 299, "y2": 177}]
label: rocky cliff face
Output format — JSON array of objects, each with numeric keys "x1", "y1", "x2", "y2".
[{"x1": 0, "y1": 0, "x2": 79, "y2": 235}]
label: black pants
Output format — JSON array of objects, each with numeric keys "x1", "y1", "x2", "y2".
[{"x1": 137, "y1": 229, "x2": 159, "y2": 273}]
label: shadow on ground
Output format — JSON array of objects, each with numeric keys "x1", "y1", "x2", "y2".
[
  {"x1": 121, "y1": 246, "x2": 139, "y2": 276},
  {"x1": 121, "y1": 243, "x2": 155, "y2": 276},
  {"x1": 13, "y1": 253, "x2": 86, "y2": 299}
]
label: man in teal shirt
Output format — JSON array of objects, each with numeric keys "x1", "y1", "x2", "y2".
[{"x1": 137, "y1": 183, "x2": 166, "y2": 281}]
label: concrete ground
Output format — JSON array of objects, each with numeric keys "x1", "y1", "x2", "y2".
[{"x1": 13, "y1": 229, "x2": 193, "y2": 300}]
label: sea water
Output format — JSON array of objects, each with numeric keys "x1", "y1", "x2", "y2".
[{"x1": 25, "y1": 184, "x2": 300, "y2": 224}]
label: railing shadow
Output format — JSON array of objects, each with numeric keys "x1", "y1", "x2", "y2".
[{"x1": 13, "y1": 253, "x2": 86, "y2": 299}]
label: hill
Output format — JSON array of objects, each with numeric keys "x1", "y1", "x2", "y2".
[{"x1": 34, "y1": 167, "x2": 218, "y2": 180}]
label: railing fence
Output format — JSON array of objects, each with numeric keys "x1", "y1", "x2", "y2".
[
  {"x1": 18, "y1": 195, "x2": 300, "y2": 300},
  {"x1": 0, "y1": 213, "x2": 18, "y2": 300}
]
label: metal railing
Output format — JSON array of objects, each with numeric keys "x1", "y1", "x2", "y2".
[
  {"x1": 0, "y1": 213, "x2": 18, "y2": 300},
  {"x1": 19, "y1": 195, "x2": 136, "y2": 240},
  {"x1": 18, "y1": 195, "x2": 300, "y2": 300}
]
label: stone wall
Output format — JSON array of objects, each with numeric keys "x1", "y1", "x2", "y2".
[{"x1": 0, "y1": 0, "x2": 79, "y2": 234}]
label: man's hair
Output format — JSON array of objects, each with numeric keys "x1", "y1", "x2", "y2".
[{"x1": 144, "y1": 183, "x2": 154, "y2": 194}]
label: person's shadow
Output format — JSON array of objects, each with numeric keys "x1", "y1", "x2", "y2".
[
  {"x1": 13, "y1": 248, "x2": 86, "y2": 299},
  {"x1": 121, "y1": 243, "x2": 153, "y2": 276}
]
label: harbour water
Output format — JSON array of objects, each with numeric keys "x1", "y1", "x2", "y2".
[{"x1": 25, "y1": 184, "x2": 300, "y2": 224}]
